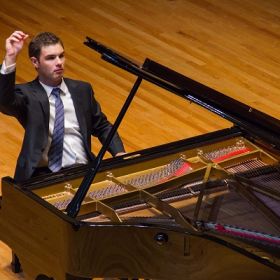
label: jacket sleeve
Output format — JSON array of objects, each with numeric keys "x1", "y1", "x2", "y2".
[
  {"x1": 89, "y1": 86, "x2": 125, "y2": 156},
  {"x1": 0, "y1": 70, "x2": 27, "y2": 124}
]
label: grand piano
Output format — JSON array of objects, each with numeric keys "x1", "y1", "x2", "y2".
[{"x1": 0, "y1": 38, "x2": 279, "y2": 280}]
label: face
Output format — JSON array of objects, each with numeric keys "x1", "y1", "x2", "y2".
[{"x1": 31, "y1": 43, "x2": 65, "y2": 86}]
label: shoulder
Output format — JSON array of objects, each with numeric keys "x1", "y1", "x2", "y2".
[
  {"x1": 16, "y1": 80, "x2": 35, "y2": 89},
  {"x1": 15, "y1": 79, "x2": 40, "y2": 95},
  {"x1": 64, "y1": 77, "x2": 92, "y2": 89}
]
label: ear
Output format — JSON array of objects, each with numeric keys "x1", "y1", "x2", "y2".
[{"x1": 30, "y1": 56, "x2": 39, "y2": 69}]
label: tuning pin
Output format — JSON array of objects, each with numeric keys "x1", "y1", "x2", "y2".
[
  {"x1": 106, "y1": 171, "x2": 114, "y2": 180},
  {"x1": 179, "y1": 154, "x2": 186, "y2": 161},
  {"x1": 236, "y1": 139, "x2": 245, "y2": 149},
  {"x1": 64, "y1": 183, "x2": 72, "y2": 194}
]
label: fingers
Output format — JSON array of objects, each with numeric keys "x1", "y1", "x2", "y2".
[{"x1": 8, "y1": 31, "x2": 29, "y2": 43}]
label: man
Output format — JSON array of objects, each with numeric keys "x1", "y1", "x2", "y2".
[{"x1": 0, "y1": 31, "x2": 125, "y2": 182}]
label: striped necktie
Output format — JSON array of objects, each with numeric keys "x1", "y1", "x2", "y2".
[{"x1": 48, "y1": 87, "x2": 64, "y2": 172}]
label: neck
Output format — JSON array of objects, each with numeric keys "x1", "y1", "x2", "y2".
[{"x1": 38, "y1": 77, "x2": 62, "y2": 87}]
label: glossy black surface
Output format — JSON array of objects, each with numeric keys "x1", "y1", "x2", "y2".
[{"x1": 85, "y1": 37, "x2": 280, "y2": 149}]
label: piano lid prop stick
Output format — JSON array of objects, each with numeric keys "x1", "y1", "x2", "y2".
[{"x1": 66, "y1": 76, "x2": 143, "y2": 218}]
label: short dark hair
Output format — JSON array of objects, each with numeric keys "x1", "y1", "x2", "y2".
[{"x1": 28, "y1": 32, "x2": 64, "y2": 59}]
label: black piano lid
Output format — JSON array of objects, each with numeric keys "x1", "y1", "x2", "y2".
[{"x1": 84, "y1": 37, "x2": 280, "y2": 150}]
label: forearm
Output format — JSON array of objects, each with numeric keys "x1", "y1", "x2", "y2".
[
  {"x1": 95, "y1": 124, "x2": 125, "y2": 156},
  {"x1": 107, "y1": 131, "x2": 125, "y2": 156},
  {"x1": 0, "y1": 70, "x2": 16, "y2": 101},
  {"x1": 0, "y1": 70, "x2": 18, "y2": 115},
  {"x1": 89, "y1": 85, "x2": 125, "y2": 156}
]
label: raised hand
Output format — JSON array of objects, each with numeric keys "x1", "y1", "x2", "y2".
[{"x1": 5, "y1": 31, "x2": 29, "y2": 66}]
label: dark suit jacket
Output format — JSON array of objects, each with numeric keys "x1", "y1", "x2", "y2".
[{"x1": 0, "y1": 71, "x2": 125, "y2": 182}]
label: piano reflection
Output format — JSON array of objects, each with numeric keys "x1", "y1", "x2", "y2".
[{"x1": 0, "y1": 37, "x2": 279, "y2": 280}]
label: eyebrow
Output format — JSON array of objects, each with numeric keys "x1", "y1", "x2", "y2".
[{"x1": 44, "y1": 51, "x2": 65, "y2": 59}]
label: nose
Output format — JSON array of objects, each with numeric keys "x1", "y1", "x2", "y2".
[{"x1": 56, "y1": 56, "x2": 63, "y2": 65}]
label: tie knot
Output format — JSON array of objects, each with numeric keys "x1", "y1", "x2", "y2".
[{"x1": 51, "y1": 87, "x2": 61, "y2": 98}]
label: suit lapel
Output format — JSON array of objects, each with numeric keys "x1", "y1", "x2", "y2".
[
  {"x1": 64, "y1": 78, "x2": 88, "y2": 140},
  {"x1": 30, "y1": 78, "x2": 50, "y2": 131}
]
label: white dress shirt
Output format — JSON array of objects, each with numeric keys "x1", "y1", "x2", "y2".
[{"x1": 39, "y1": 80, "x2": 88, "y2": 167}]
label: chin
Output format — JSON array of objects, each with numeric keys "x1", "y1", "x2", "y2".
[
  {"x1": 50, "y1": 77, "x2": 62, "y2": 86},
  {"x1": 54, "y1": 74, "x2": 63, "y2": 81}
]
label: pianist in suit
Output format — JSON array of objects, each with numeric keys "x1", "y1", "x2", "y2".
[{"x1": 0, "y1": 30, "x2": 125, "y2": 182}]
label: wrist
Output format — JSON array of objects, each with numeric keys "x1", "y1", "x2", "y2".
[{"x1": 4, "y1": 53, "x2": 17, "y2": 67}]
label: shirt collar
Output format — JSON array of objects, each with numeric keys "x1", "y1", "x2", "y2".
[{"x1": 39, "y1": 79, "x2": 67, "y2": 98}]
